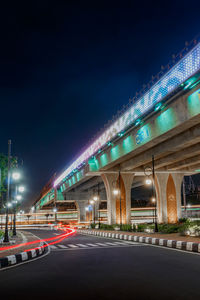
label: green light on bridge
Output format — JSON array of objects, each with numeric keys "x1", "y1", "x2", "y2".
[
  {"x1": 154, "y1": 102, "x2": 163, "y2": 112},
  {"x1": 122, "y1": 136, "x2": 134, "y2": 154},
  {"x1": 100, "y1": 153, "x2": 108, "y2": 167},
  {"x1": 156, "y1": 108, "x2": 176, "y2": 134},
  {"x1": 110, "y1": 145, "x2": 120, "y2": 161},
  {"x1": 118, "y1": 131, "x2": 125, "y2": 137}
]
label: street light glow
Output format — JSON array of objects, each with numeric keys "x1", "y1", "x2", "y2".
[
  {"x1": 7, "y1": 202, "x2": 12, "y2": 207},
  {"x1": 12, "y1": 172, "x2": 20, "y2": 180},
  {"x1": 16, "y1": 195, "x2": 22, "y2": 200},
  {"x1": 113, "y1": 189, "x2": 119, "y2": 196},
  {"x1": 145, "y1": 178, "x2": 152, "y2": 185},
  {"x1": 18, "y1": 186, "x2": 25, "y2": 192},
  {"x1": 152, "y1": 197, "x2": 156, "y2": 203},
  {"x1": 53, "y1": 207, "x2": 57, "y2": 213},
  {"x1": 90, "y1": 200, "x2": 94, "y2": 205},
  {"x1": 93, "y1": 196, "x2": 98, "y2": 201}
]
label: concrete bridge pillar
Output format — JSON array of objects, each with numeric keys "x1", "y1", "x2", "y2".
[
  {"x1": 155, "y1": 173, "x2": 183, "y2": 223},
  {"x1": 76, "y1": 200, "x2": 89, "y2": 223},
  {"x1": 101, "y1": 173, "x2": 134, "y2": 225}
]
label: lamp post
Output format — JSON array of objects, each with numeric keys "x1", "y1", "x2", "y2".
[
  {"x1": 4, "y1": 140, "x2": 11, "y2": 243},
  {"x1": 12, "y1": 174, "x2": 22, "y2": 236},
  {"x1": 96, "y1": 183, "x2": 101, "y2": 229},
  {"x1": 144, "y1": 155, "x2": 158, "y2": 232},
  {"x1": 89, "y1": 199, "x2": 95, "y2": 224},
  {"x1": 13, "y1": 194, "x2": 22, "y2": 236},
  {"x1": 53, "y1": 207, "x2": 57, "y2": 224},
  {"x1": 113, "y1": 171, "x2": 122, "y2": 227},
  {"x1": 31, "y1": 206, "x2": 36, "y2": 224}
]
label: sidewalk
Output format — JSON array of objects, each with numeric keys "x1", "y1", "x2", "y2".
[
  {"x1": 0, "y1": 230, "x2": 42, "y2": 258},
  {"x1": 78, "y1": 229, "x2": 200, "y2": 253},
  {"x1": 86, "y1": 229, "x2": 200, "y2": 243},
  {"x1": 0, "y1": 230, "x2": 48, "y2": 269}
]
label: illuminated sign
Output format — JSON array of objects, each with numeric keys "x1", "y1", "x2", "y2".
[{"x1": 54, "y1": 42, "x2": 200, "y2": 187}]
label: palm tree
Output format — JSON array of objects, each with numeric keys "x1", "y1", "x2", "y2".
[
  {"x1": 27, "y1": 214, "x2": 31, "y2": 224},
  {"x1": 45, "y1": 213, "x2": 50, "y2": 223}
]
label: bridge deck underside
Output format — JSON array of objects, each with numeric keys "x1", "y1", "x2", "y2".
[{"x1": 121, "y1": 122, "x2": 200, "y2": 174}]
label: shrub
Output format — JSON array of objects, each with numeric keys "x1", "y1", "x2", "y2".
[
  {"x1": 179, "y1": 218, "x2": 188, "y2": 223},
  {"x1": 137, "y1": 224, "x2": 148, "y2": 232},
  {"x1": 90, "y1": 223, "x2": 96, "y2": 229},
  {"x1": 120, "y1": 224, "x2": 132, "y2": 232},
  {"x1": 100, "y1": 224, "x2": 115, "y2": 230},
  {"x1": 178, "y1": 220, "x2": 200, "y2": 236},
  {"x1": 158, "y1": 224, "x2": 180, "y2": 234}
]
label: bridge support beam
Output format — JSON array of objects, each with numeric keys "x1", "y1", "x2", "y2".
[
  {"x1": 101, "y1": 173, "x2": 134, "y2": 225},
  {"x1": 155, "y1": 173, "x2": 183, "y2": 223},
  {"x1": 76, "y1": 200, "x2": 89, "y2": 223}
]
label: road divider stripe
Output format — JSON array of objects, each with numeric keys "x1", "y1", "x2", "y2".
[
  {"x1": 0, "y1": 241, "x2": 49, "y2": 269},
  {"x1": 78, "y1": 230, "x2": 200, "y2": 254}
]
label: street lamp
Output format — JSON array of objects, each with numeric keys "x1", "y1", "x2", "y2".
[
  {"x1": 4, "y1": 140, "x2": 11, "y2": 243},
  {"x1": 12, "y1": 172, "x2": 20, "y2": 181},
  {"x1": 145, "y1": 178, "x2": 152, "y2": 185},
  {"x1": 112, "y1": 171, "x2": 122, "y2": 227},
  {"x1": 18, "y1": 186, "x2": 25, "y2": 192},
  {"x1": 144, "y1": 155, "x2": 158, "y2": 232},
  {"x1": 16, "y1": 194, "x2": 22, "y2": 201},
  {"x1": 93, "y1": 184, "x2": 101, "y2": 229},
  {"x1": 53, "y1": 207, "x2": 57, "y2": 224},
  {"x1": 89, "y1": 199, "x2": 96, "y2": 224},
  {"x1": 12, "y1": 181, "x2": 24, "y2": 236}
]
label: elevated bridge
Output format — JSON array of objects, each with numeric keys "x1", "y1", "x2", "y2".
[{"x1": 35, "y1": 39, "x2": 200, "y2": 225}]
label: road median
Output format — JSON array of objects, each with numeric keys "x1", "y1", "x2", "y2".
[
  {"x1": 78, "y1": 229, "x2": 200, "y2": 254},
  {"x1": 0, "y1": 230, "x2": 49, "y2": 269}
]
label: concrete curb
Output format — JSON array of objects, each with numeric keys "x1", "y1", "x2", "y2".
[
  {"x1": 78, "y1": 230, "x2": 200, "y2": 254},
  {"x1": 0, "y1": 242, "x2": 49, "y2": 269}
]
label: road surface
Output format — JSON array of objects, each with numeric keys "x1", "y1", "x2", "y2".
[{"x1": 0, "y1": 229, "x2": 200, "y2": 300}]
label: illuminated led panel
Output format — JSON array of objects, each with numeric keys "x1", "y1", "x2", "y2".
[{"x1": 54, "y1": 42, "x2": 200, "y2": 187}]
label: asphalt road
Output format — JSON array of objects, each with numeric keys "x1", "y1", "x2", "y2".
[{"x1": 0, "y1": 229, "x2": 200, "y2": 300}]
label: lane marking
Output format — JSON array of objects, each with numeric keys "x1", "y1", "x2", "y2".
[
  {"x1": 57, "y1": 245, "x2": 68, "y2": 249},
  {"x1": 95, "y1": 243, "x2": 106, "y2": 246},
  {"x1": 50, "y1": 245, "x2": 57, "y2": 250},
  {"x1": 68, "y1": 244, "x2": 78, "y2": 248},
  {"x1": 76, "y1": 244, "x2": 88, "y2": 248},
  {"x1": 86, "y1": 243, "x2": 97, "y2": 247},
  {"x1": 104, "y1": 242, "x2": 118, "y2": 246},
  {"x1": 113, "y1": 242, "x2": 128, "y2": 245}
]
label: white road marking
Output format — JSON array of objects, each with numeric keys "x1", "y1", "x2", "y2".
[
  {"x1": 68, "y1": 244, "x2": 78, "y2": 248},
  {"x1": 57, "y1": 245, "x2": 68, "y2": 249},
  {"x1": 50, "y1": 245, "x2": 57, "y2": 249},
  {"x1": 105, "y1": 242, "x2": 118, "y2": 246},
  {"x1": 86, "y1": 243, "x2": 97, "y2": 247},
  {"x1": 123, "y1": 241, "x2": 139, "y2": 245},
  {"x1": 112, "y1": 242, "x2": 128, "y2": 245},
  {"x1": 76, "y1": 244, "x2": 88, "y2": 248},
  {"x1": 95, "y1": 243, "x2": 107, "y2": 246}
]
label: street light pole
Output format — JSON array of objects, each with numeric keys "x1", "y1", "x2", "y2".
[
  {"x1": 119, "y1": 171, "x2": 122, "y2": 228},
  {"x1": 4, "y1": 140, "x2": 11, "y2": 243},
  {"x1": 152, "y1": 155, "x2": 158, "y2": 232},
  {"x1": 93, "y1": 201, "x2": 95, "y2": 225},
  {"x1": 98, "y1": 183, "x2": 101, "y2": 229},
  {"x1": 12, "y1": 185, "x2": 18, "y2": 236}
]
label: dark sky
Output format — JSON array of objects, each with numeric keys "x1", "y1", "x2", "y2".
[{"x1": 0, "y1": 0, "x2": 200, "y2": 209}]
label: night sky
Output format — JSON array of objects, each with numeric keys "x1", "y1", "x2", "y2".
[{"x1": 0, "y1": 1, "x2": 200, "y2": 209}]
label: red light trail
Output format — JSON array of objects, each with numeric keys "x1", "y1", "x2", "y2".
[{"x1": 0, "y1": 226, "x2": 76, "y2": 252}]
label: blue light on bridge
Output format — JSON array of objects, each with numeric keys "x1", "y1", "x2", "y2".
[{"x1": 54, "y1": 42, "x2": 200, "y2": 187}]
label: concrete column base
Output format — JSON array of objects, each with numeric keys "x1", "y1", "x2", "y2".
[{"x1": 156, "y1": 173, "x2": 183, "y2": 223}]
